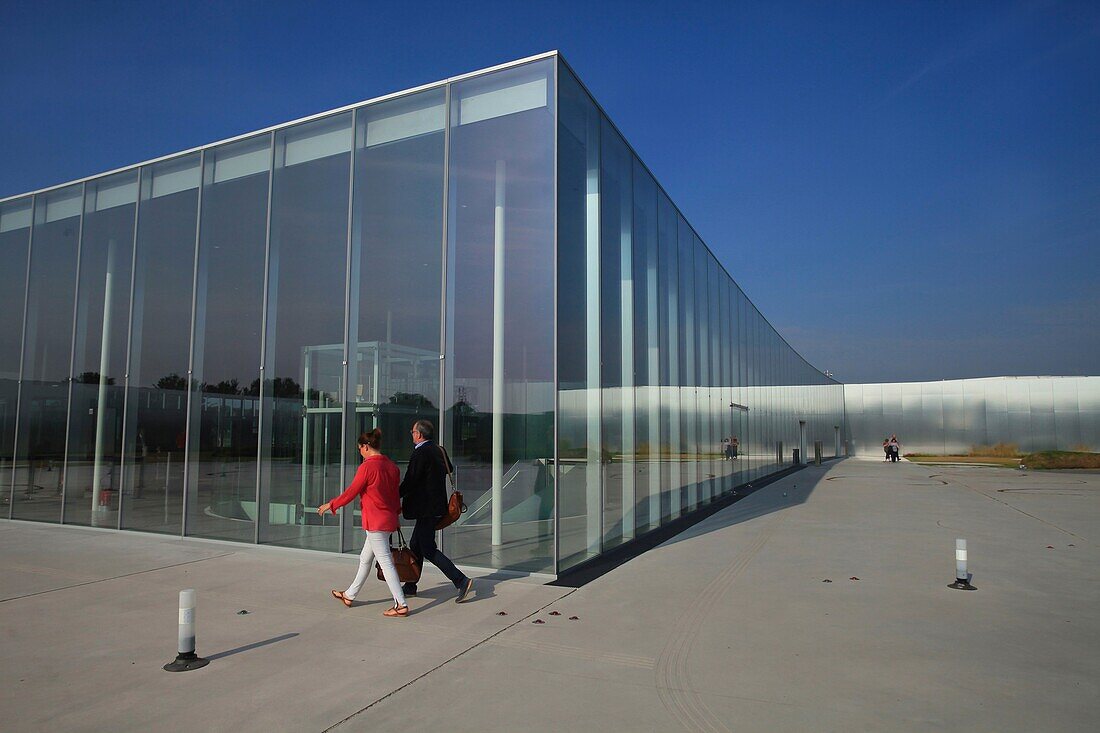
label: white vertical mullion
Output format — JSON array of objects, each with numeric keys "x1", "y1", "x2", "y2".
[
  {"x1": 619, "y1": 176, "x2": 634, "y2": 540},
  {"x1": 59, "y1": 182, "x2": 86, "y2": 526},
  {"x1": 584, "y1": 113, "x2": 601, "y2": 556},
  {"x1": 181, "y1": 151, "x2": 205, "y2": 537}
]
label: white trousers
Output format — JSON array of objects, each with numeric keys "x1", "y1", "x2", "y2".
[{"x1": 344, "y1": 530, "x2": 407, "y2": 607}]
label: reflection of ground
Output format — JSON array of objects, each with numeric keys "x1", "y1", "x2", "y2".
[{"x1": 4, "y1": 451, "x2": 828, "y2": 575}]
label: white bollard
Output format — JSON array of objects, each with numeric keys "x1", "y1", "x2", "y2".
[
  {"x1": 179, "y1": 589, "x2": 196, "y2": 654},
  {"x1": 948, "y1": 539, "x2": 976, "y2": 590},
  {"x1": 164, "y1": 589, "x2": 209, "y2": 671}
]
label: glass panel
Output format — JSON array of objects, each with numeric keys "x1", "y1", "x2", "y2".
[
  {"x1": 694, "y1": 236, "x2": 711, "y2": 502},
  {"x1": 599, "y1": 120, "x2": 631, "y2": 549},
  {"x1": 345, "y1": 89, "x2": 445, "y2": 553},
  {"x1": 677, "y1": 215, "x2": 696, "y2": 511},
  {"x1": 185, "y1": 135, "x2": 271, "y2": 542},
  {"x1": 12, "y1": 187, "x2": 81, "y2": 522},
  {"x1": 709, "y1": 255, "x2": 724, "y2": 496},
  {"x1": 121, "y1": 155, "x2": 200, "y2": 534},
  {"x1": 0, "y1": 198, "x2": 32, "y2": 509},
  {"x1": 657, "y1": 190, "x2": 678, "y2": 520},
  {"x1": 64, "y1": 172, "x2": 136, "y2": 527},
  {"x1": 632, "y1": 160, "x2": 660, "y2": 531},
  {"x1": 557, "y1": 65, "x2": 600, "y2": 569},
  {"x1": 259, "y1": 113, "x2": 352, "y2": 550},
  {"x1": 719, "y1": 269, "x2": 733, "y2": 493},
  {"x1": 445, "y1": 60, "x2": 555, "y2": 573}
]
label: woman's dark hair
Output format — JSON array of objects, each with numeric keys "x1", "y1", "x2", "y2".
[{"x1": 358, "y1": 429, "x2": 382, "y2": 450}]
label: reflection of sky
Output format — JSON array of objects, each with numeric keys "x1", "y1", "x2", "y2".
[
  {"x1": 4, "y1": 4, "x2": 1095, "y2": 382},
  {"x1": 449, "y1": 100, "x2": 555, "y2": 380}
]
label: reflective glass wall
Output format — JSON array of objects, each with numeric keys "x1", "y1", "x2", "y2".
[
  {"x1": 444, "y1": 60, "x2": 556, "y2": 573},
  {"x1": 3, "y1": 53, "x2": 845, "y2": 578},
  {"x1": 555, "y1": 60, "x2": 843, "y2": 571},
  {"x1": 0, "y1": 199, "x2": 32, "y2": 512}
]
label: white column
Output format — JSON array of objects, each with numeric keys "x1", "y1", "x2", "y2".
[
  {"x1": 90, "y1": 238, "x2": 117, "y2": 525},
  {"x1": 491, "y1": 160, "x2": 505, "y2": 547},
  {"x1": 584, "y1": 142, "x2": 601, "y2": 554},
  {"x1": 620, "y1": 202, "x2": 635, "y2": 539}
]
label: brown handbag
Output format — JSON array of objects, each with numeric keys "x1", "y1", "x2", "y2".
[
  {"x1": 435, "y1": 445, "x2": 466, "y2": 530},
  {"x1": 375, "y1": 528, "x2": 421, "y2": 583}
]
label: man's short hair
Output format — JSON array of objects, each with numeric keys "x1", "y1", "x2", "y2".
[{"x1": 412, "y1": 419, "x2": 435, "y2": 440}]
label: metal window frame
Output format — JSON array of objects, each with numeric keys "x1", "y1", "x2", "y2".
[
  {"x1": 116, "y1": 169, "x2": 143, "y2": 530},
  {"x1": 6, "y1": 198, "x2": 34, "y2": 518},
  {"x1": 180, "y1": 149, "x2": 207, "y2": 537},
  {"x1": 254, "y1": 130, "x2": 277, "y2": 546},
  {"x1": 437, "y1": 82, "x2": 452, "y2": 555},
  {"x1": 338, "y1": 108, "x2": 359, "y2": 555},
  {"x1": 58, "y1": 181, "x2": 87, "y2": 525},
  {"x1": 551, "y1": 58, "x2": 559, "y2": 577}
]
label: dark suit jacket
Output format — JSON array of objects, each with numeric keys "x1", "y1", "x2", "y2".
[{"x1": 399, "y1": 440, "x2": 453, "y2": 520}]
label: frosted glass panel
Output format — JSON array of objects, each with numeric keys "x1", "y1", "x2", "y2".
[
  {"x1": 282, "y1": 116, "x2": 352, "y2": 167},
  {"x1": 41, "y1": 188, "x2": 83, "y2": 222},
  {"x1": 361, "y1": 94, "x2": 445, "y2": 147},
  {"x1": 149, "y1": 157, "x2": 201, "y2": 198},
  {"x1": 456, "y1": 69, "x2": 548, "y2": 126},
  {"x1": 88, "y1": 173, "x2": 138, "y2": 212},
  {"x1": 0, "y1": 198, "x2": 32, "y2": 232},
  {"x1": 209, "y1": 136, "x2": 270, "y2": 183}
]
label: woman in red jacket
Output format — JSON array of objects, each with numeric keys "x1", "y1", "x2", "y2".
[{"x1": 318, "y1": 429, "x2": 409, "y2": 617}]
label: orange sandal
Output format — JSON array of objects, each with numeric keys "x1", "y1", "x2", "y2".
[
  {"x1": 331, "y1": 590, "x2": 353, "y2": 608},
  {"x1": 383, "y1": 604, "x2": 409, "y2": 618}
]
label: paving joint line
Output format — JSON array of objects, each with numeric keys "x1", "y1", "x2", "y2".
[
  {"x1": 0, "y1": 552, "x2": 237, "y2": 603},
  {"x1": 321, "y1": 587, "x2": 578, "y2": 732},
  {"x1": 946, "y1": 474, "x2": 1089, "y2": 542}
]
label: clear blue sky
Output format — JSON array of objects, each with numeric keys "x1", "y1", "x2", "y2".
[{"x1": 2, "y1": 0, "x2": 1097, "y2": 383}]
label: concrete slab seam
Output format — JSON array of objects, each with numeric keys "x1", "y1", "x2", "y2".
[
  {"x1": 948, "y1": 476, "x2": 1089, "y2": 542},
  {"x1": 320, "y1": 587, "x2": 578, "y2": 732},
  {"x1": 0, "y1": 552, "x2": 236, "y2": 604}
]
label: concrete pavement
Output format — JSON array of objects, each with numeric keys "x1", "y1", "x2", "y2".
[{"x1": 2, "y1": 458, "x2": 1098, "y2": 732}]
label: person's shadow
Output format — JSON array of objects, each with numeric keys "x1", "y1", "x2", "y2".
[{"x1": 407, "y1": 576, "x2": 502, "y2": 613}]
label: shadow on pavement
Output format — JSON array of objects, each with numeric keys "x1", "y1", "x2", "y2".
[
  {"x1": 553, "y1": 459, "x2": 840, "y2": 587},
  {"x1": 205, "y1": 632, "x2": 299, "y2": 661}
]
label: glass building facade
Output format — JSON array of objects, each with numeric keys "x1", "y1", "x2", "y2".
[{"x1": 0, "y1": 53, "x2": 844, "y2": 576}]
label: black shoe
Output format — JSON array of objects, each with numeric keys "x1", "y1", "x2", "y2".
[
  {"x1": 455, "y1": 578, "x2": 474, "y2": 604},
  {"x1": 402, "y1": 583, "x2": 417, "y2": 597}
]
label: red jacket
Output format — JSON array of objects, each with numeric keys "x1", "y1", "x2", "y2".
[{"x1": 328, "y1": 455, "x2": 401, "y2": 532}]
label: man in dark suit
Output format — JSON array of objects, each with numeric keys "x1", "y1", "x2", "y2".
[{"x1": 398, "y1": 419, "x2": 473, "y2": 602}]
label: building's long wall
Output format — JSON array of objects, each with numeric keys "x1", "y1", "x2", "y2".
[
  {"x1": 554, "y1": 60, "x2": 844, "y2": 571},
  {"x1": 1, "y1": 53, "x2": 845, "y2": 576},
  {"x1": 844, "y1": 376, "x2": 1100, "y2": 456}
]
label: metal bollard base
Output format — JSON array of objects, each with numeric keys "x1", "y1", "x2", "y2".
[
  {"x1": 948, "y1": 578, "x2": 976, "y2": 591},
  {"x1": 163, "y1": 651, "x2": 210, "y2": 672}
]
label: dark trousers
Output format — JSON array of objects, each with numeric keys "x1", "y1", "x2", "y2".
[{"x1": 408, "y1": 516, "x2": 467, "y2": 589}]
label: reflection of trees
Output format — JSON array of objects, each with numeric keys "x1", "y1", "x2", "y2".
[
  {"x1": 155, "y1": 373, "x2": 190, "y2": 391},
  {"x1": 75, "y1": 371, "x2": 115, "y2": 385},
  {"x1": 387, "y1": 392, "x2": 436, "y2": 411},
  {"x1": 205, "y1": 378, "x2": 242, "y2": 395}
]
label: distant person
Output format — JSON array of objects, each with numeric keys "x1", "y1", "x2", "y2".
[
  {"x1": 319, "y1": 429, "x2": 409, "y2": 617},
  {"x1": 883, "y1": 439, "x2": 890, "y2": 462},
  {"x1": 730, "y1": 436, "x2": 739, "y2": 459},
  {"x1": 723, "y1": 438, "x2": 733, "y2": 461},
  {"x1": 889, "y1": 435, "x2": 900, "y2": 463},
  {"x1": 399, "y1": 420, "x2": 474, "y2": 603}
]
